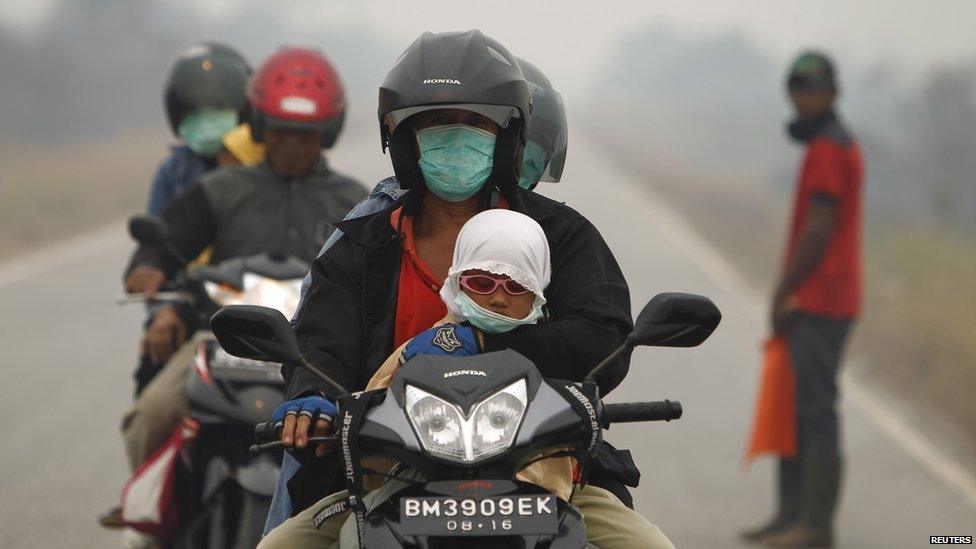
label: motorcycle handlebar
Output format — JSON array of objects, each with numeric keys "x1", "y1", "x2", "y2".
[
  {"x1": 115, "y1": 291, "x2": 195, "y2": 305},
  {"x1": 251, "y1": 421, "x2": 335, "y2": 456},
  {"x1": 254, "y1": 421, "x2": 277, "y2": 444},
  {"x1": 603, "y1": 400, "x2": 682, "y2": 426},
  {"x1": 249, "y1": 436, "x2": 335, "y2": 457}
]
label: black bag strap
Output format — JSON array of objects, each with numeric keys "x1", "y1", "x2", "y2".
[
  {"x1": 335, "y1": 390, "x2": 379, "y2": 544},
  {"x1": 545, "y1": 379, "x2": 602, "y2": 487}
]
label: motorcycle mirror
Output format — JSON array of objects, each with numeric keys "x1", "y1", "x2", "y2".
[
  {"x1": 128, "y1": 214, "x2": 190, "y2": 266},
  {"x1": 629, "y1": 292, "x2": 721, "y2": 347},
  {"x1": 128, "y1": 215, "x2": 171, "y2": 246},
  {"x1": 210, "y1": 305, "x2": 348, "y2": 396},
  {"x1": 210, "y1": 305, "x2": 303, "y2": 364},
  {"x1": 585, "y1": 293, "x2": 721, "y2": 386}
]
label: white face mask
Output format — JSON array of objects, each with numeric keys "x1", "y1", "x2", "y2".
[{"x1": 454, "y1": 291, "x2": 543, "y2": 334}]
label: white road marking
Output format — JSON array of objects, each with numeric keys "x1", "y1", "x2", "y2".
[
  {"x1": 636, "y1": 179, "x2": 976, "y2": 511},
  {"x1": 0, "y1": 219, "x2": 128, "y2": 288}
]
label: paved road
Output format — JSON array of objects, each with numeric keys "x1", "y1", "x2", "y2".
[{"x1": 0, "y1": 131, "x2": 973, "y2": 548}]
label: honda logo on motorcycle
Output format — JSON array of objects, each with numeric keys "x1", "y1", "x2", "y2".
[{"x1": 443, "y1": 369, "x2": 487, "y2": 379}]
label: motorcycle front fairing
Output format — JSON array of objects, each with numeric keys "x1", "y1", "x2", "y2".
[{"x1": 348, "y1": 350, "x2": 596, "y2": 545}]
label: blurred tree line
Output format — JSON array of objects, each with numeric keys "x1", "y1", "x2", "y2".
[
  {"x1": 0, "y1": 0, "x2": 396, "y2": 146},
  {"x1": 592, "y1": 23, "x2": 976, "y2": 238}
]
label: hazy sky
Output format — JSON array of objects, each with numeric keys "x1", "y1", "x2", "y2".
[
  {"x1": 3, "y1": 0, "x2": 976, "y2": 103},
  {"x1": 5, "y1": 0, "x2": 976, "y2": 81}
]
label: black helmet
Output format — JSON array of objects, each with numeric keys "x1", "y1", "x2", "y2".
[
  {"x1": 378, "y1": 30, "x2": 531, "y2": 200},
  {"x1": 518, "y1": 57, "x2": 568, "y2": 186},
  {"x1": 164, "y1": 41, "x2": 251, "y2": 135}
]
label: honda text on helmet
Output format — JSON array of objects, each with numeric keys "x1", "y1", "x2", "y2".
[
  {"x1": 516, "y1": 57, "x2": 568, "y2": 190},
  {"x1": 247, "y1": 46, "x2": 346, "y2": 148},
  {"x1": 165, "y1": 41, "x2": 251, "y2": 158},
  {"x1": 378, "y1": 30, "x2": 531, "y2": 206}
]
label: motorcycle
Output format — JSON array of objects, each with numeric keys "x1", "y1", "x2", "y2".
[
  {"x1": 121, "y1": 215, "x2": 309, "y2": 548},
  {"x1": 210, "y1": 292, "x2": 721, "y2": 547}
]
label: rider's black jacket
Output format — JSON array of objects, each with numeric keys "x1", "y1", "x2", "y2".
[
  {"x1": 288, "y1": 187, "x2": 634, "y2": 401},
  {"x1": 126, "y1": 158, "x2": 367, "y2": 276}
]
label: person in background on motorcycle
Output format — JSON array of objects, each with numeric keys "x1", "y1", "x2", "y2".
[
  {"x1": 260, "y1": 53, "x2": 584, "y2": 535},
  {"x1": 118, "y1": 44, "x2": 366, "y2": 501},
  {"x1": 261, "y1": 30, "x2": 668, "y2": 548},
  {"x1": 128, "y1": 46, "x2": 363, "y2": 369},
  {"x1": 149, "y1": 41, "x2": 251, "y2": 216},
  {"x1": 742, "y1": 51, "x2": 863, "y2": 548},
  {"x1": 129, "y1": 42, "x2": 252, "y2": 398}
]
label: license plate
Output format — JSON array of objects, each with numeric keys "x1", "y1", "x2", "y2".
[{"x1": 399, "y1": 494, "x2": 558, "y2": 536}]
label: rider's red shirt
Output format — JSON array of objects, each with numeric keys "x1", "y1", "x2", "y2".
[
  {"x1": 390, "y1": 198, "x2": 510, "y2": 348},
  {"x1": 391, "y1": 207, "x2": 447, "y2": 349}
]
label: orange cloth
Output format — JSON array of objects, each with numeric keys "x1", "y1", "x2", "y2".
[{"x1": 744, "y1": 337, "x2": 797, "y2": 467}]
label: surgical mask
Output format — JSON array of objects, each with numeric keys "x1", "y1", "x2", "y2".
[
  {"x1": 417, "y1": 124, "x2": 495, "y2": 202},
  {"x1": 454, "y1": 291, "x2": 542, "y2": 334},
  {"x1": 178, "y1": 109, "x2": 238, "y2": 157},
  {"x1": 518, "y1": 140, "x2": 549, "y2": 190}
]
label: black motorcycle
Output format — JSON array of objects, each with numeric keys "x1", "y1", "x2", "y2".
[
  {"x1": 211, "y1": 292, "x2": 720, "y2": 548},
  {"x1": 122, "y1": 215, "x2": 309, "y2": 548}
]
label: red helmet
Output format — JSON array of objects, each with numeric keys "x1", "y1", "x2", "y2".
[{"x1": 247, "y1": 47, "x2": 346, "y2": 148}]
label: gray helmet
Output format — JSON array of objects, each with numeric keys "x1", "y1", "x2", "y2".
[
  {"x1": 164, "y1": 41, "x2": 251, "y2": 135},
  {"x1": 518, "y1": 57, "x2": 568, "y2": 186},
  {"x1": 378, "y1": 30, "x2": 531, "y2": 200}
]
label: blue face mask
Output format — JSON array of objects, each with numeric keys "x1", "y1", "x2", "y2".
[
  {"x1": 518, "y1": 140, "x2": 549, "y2": 190},
  {"x1": 416, "y1": 124, "x2": 496, "y2": 202},
  {"x1": 454, "y1": 291, "x2": 543, "y2": 334},
  {"x1": 178, "y1": 108, "x2": 238, "y2": 157}
]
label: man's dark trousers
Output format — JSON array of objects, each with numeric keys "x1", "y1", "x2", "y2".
[{"x1": 784, "y1": 311, "x2": 853, "y2": 530}]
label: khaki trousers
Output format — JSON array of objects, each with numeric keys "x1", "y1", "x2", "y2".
[
  {"x1": 120, "y1": 336, "x2": 201, "y2": 470},
  {"x1": 259, "y1": 470, "x2": 674, "y2": 549}
]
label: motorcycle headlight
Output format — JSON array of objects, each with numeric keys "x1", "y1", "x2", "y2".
[
  {"x1": 470, "y1": 380, "x2": 527, "y2": 460},
  {"x1": 404, "y1": 385, "x2": 466, "y2": 461},
  {"x1": 404, "y1": 379, "x2": 527, "y2": 464}
]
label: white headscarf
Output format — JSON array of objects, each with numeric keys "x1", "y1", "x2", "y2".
[{"x1": 440, "y1": 209, "x2": 552, "y2": 323}]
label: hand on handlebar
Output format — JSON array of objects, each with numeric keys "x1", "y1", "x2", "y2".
[
  {"x1": 125, "y1": 265, "x2": 167, "y2": 297},
  {"x1": 273, "y1": 396, "x2": 337, "y2": 458},
  {"x1": 141, "y1": 305, "x2": 187, "y2": 365}
]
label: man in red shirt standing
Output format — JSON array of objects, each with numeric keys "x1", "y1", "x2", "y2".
[{"x1": 744, "y1": 51, "x2": 864, "y2": 548}]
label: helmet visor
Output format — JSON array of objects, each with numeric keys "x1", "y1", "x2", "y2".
[{"x1": 384, "y1": 103, "x2": 520, "y2": 136}]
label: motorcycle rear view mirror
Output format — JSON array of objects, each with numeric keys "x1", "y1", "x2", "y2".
[
  {"x1": 128, "y1": 215, "x2": 171, "y2": 246},
  {"x1": 127, "y1": 214, "x2": 189, "y2": 265},
  {"x1": 585, "y1": 293, "x2": 721, "y2": 385},
  {"x1": 211, "y1": 305, "x2": 301, "y2": 363},
  {"x1": 210, "y1": 305, "x2": 348, "y2": 396},
  {"x1": 629, "y1": 292, "x2": 721, "y2": 348}
]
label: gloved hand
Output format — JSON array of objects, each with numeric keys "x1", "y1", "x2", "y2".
[
  {"x1": 273, "y1": 396, "x2": 337, "y2": 458},
  {"x1": 402, "y1": 323, "x2": 481, "y2": 363}
]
